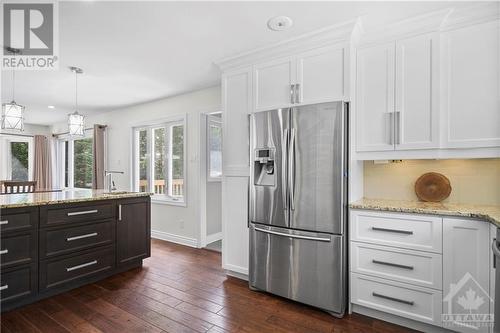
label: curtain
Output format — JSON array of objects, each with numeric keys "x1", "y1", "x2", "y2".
[
  {"x1": 92, "y1": 124, "x2": 106, "y2": 189},
  {"x1": 33, "y1": 135, "x2": 52, "y2": 190}
]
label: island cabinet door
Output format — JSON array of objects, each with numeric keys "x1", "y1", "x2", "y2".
[{"x1": 116, "y1": 197, "x2": 151, "y2": 266}]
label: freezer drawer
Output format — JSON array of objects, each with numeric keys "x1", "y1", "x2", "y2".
[{"x1": 249, "y1": 223, "x2": 345, "y2": 315}]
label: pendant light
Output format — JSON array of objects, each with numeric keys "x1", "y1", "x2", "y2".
[
  {"x1": 1, "y1": 47, "x2": 25, "y2": 131},
  {"x1": 68, "y1": 66, "x2": 85, "y2": 136}
]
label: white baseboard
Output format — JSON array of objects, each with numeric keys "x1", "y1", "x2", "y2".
[
  {"x1": 225, "y1": 269, "x2": 249, "y2": 281},
  {"x1": 223, "y1": 263, "x2": 249, "y2": 278},
  {"x1": 151, "y1": 230, "x2": 198, "y2": 248},
  {"x1": 206, "y1": 231, "x2": 222, "y2": 244}
]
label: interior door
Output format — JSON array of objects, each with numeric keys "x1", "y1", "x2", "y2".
[
  {"x1": 249, "y1": 109, "x2": 290, "y2": 228},
  {"x1": 289, "y1": 102, "x2": 345, "y2": 234}
]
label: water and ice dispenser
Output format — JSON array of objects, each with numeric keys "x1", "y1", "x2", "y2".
[{"x1": 253, "y1": 148, "x2": 275, "y2": 186}]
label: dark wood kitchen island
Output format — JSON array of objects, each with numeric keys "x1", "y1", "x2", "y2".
[{"x1": 0, "y1": 189, "x2": 151, "y2": 312}]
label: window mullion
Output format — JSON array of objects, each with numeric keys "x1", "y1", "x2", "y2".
[{"x1": 69, "y1": 140, "x2": 74, "y2": 188}]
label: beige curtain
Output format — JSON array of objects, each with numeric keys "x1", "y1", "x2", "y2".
[
  {"x1": 92, "y1": 124, "x2": 106, "y2": 189},
  {"x1": 33, "y1": 135, "x2": 52, "y2": 190}
]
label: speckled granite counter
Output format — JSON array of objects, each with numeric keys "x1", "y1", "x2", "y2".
[
  {"x1": 350, "y1": 198, "x2": 500, "y2": 227},
  {"x1": 0, "y1": 189, "x2": 152, "y2": 209}
]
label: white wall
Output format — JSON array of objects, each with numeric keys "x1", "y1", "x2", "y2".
[
  {"x1": 52, "y1": 86, "x2": 221, "y2": 245},
  {"x1": 1, "y1": 123, "x2": 51, "y2": 136}
]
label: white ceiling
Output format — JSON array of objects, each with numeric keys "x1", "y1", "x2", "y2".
[{"x1": 1, "y1": 1, "x2": 474, "y2": 125}]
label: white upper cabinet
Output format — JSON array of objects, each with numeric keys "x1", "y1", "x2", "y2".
[
  {"x1": 253, "y1": 56, "x2": 294, "y2": 112},
  {"x1": 296, "y1": 45, "x2": 346, "y2": 105},
  {"x1": 395, "y1": 33, "x2": 439, "y2": 150},
  {"x1": 356, "y1": 33, "x2": 439, "y2": 153},
  {"x1": 441, "y1": 20, "x2": 500, "y2": 148},
  {"x1": 356, "y1": 42, "x2": 395, "y2": 152},
  {"x1": 253, "y1": 44, "x2": 347, "y2": 112}
]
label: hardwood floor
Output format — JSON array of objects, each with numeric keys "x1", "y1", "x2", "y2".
[{"x1": 1, "y1": 239, "x2": 420, "y2": 333}]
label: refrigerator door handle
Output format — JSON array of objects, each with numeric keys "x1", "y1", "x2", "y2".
[
  {"x1": 254, "y1": 226, "x2": 331, "y2": 242},
  {"x1": 289, "y1": 128, "x2": 296, "y2": 211},
  {"x1": 282, "y1": 129, "x2": 289, "y2": 211}
]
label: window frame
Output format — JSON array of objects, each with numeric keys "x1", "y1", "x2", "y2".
[
  {"x1": 132, "y1": 115, "x2": 187, "y2": 206},
  {"x1": 0, "y1": 135, "x2": 34, "y2": 181},
  {"x1": 57, "y1": 132, "x2": 93, "y2": 189},
  {"x1": 206, "y1": 114, "x2": 222, "y2": 182}
]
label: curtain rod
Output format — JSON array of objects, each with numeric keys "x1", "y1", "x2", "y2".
[
  {"x1": 52, "y1": 125, "x2": 107, "y2": 138},
  {"x1": 0, "y1": 132, "x2": 34, "y2": 138}
]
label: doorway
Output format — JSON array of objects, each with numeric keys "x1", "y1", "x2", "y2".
[{"x1": 199, "y1": 111, "x2": 222, "y2": 251}]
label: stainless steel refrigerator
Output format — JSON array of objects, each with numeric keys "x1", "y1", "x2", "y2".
[{"x1": 249, "y1": 101, "x2": 347, "y2": 317}]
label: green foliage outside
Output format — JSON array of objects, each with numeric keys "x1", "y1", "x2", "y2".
[
  {"x1": 73, "y1": 138, "x2": 93, "y2": 188},
  {"x1": 10, "y1": 142, "x2": 29, "y2": 180}
]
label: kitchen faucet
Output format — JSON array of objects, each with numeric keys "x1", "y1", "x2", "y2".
[{"x1": 105, "y1": 170, "x2": 124, "y2": 192}]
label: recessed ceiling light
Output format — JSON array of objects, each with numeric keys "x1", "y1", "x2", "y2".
[
  {"x1": 48, "y1": 105, "x2": 55, "y2": 109},
  {"x1": 267, "y1": 16, "x2": 293, "y2": 31}
]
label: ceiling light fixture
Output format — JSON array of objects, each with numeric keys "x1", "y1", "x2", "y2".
[
  {"x1": 68, "y1": 66, "x2": 85, "y2": 137},
  {"x1": 48, "y1": 105, "x2": 55, "y2": 109},
  {"x1": 1, "y1": 47, "x2": 25, "y2": 131},
  {"x1": 267, "y1": 16, "x2": 293, "y2": 31}
]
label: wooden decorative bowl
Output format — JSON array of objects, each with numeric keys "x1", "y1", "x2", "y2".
[{"x1": 414, "y1": 172, "x2": 452, "y2": 202}]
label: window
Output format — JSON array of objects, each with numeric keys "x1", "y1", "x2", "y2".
[
  {"x1": 0, "y1": 135, "x2": 33, "y2": 182},
  {"x1": 133, "y1": 117, "x2": 186, "y2": 204},
  {"x1": 59, "y1": 135, "x2": 93, "y2": 189},
  {"x1": 207, "y1": 114, "x2": 222, "y2": 180}
]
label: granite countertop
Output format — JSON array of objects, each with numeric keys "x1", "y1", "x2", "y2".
[
  {"x1": 0, "y1": 189, "x2": 152, "y2": 209},
  {"x1": 350, "y1": 198, "x2": 500, "y2": 227}
]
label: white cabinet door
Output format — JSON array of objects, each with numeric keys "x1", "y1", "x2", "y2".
[
  {"x1": 395, "y1": 33, "x2": 439, "y2": 150},
  {"x1": 356, "y1": 42, "x2": 396, "y2": 152},
  {"x1": 442, "y1": 218, "x2": 491, "y2": 333},
  {"x1": 441, "y1": 20, "x2": 500, "y2": 148},
  {"x1": 253, "y1": 56, "x2": 294, "y2": 112},
  {"x1": 296, "y1": 45, "x2": 345, "y2": 105}
]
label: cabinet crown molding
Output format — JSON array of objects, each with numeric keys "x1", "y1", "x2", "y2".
[
  {"x1": 441, "y1": 2, "x2": 500, "y2": 31},
  {"x1": 215, "y1": 19, "x2": 359, "y2": 72}
]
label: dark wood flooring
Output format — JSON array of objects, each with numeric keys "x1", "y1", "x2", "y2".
[{"x1": 1, "y1": 239, "x2": 420, "y2": 333}]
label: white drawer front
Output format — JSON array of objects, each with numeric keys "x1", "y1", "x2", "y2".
[
  {"x1": 351, "y1": 273, "x2": 443, "y2": 325},
  {"x1": 350, "y1": 210, "x2": 442, "y2": 253},
  {"x1": 351, "y1": 242, "x2": 442, "y2": 289}
]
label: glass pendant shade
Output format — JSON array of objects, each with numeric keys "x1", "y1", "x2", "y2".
[
  {"x1": 68, "y1": 112, "x2": 85, "y2": 136},
  {"x1": 1, "y1": 100, "x2": 25, "y2": 131}
]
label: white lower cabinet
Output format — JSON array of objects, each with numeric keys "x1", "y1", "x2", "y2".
[{"x1": 350, "y1": 210, "x2": 494, "y2": 332}]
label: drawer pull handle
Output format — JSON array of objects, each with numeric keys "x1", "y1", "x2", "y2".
[
  {"x1": 0, "y1": 220, "x2": 8, "y2": 225},
  {"x1": 0, "y1": 285, "x2": 8, "y2": 291},
  {"x1": 67, "y1": 210, "x2": 98, "y2": 217},
  {"x1": 372, "y1": 292, "x2": 414, "y2": 306},
  {"x1": 66, "y1": 260, "x2": 98, "y2": 272},
  {"x1": 372, "y1": 260, "x2": 414, "y2": 270},
  {"x1": 371, "y1": 227, "x2": 413, "y2": 235},
  {"x1": 66, "y1": 232, "x2": 98, "y2": 242},
  {"x1": 0, "y1": 249, "x2": 8, "y2": 255}
]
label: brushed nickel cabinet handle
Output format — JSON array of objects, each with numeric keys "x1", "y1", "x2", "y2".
[
  {"x1": 371, "y1": 227, "x2": 413, "y2": 235},
  {"x1": 66, "y1": 232, "x2": 98, "y2": 242},
  {"x1": 67, "y1": 210, "x2": 98, "y2": 217},
  {"x1": 0, "y1": 220, "x2": 8, "y2": 225},
  {"x1": 372, "y1": 259, "x2": 414, "y2": 270},
  {"x1": 0, "y1": 249, "x2": 8, "y2": 255},
  {"x1": 290, "y1": 84, "x2": 295, "y2": 104},
  {"x1": 0, "y1": 285, "x2": 8, "y2": 291},
  {"x1": 66, "y1": 260, "x2": 98, "y2": 272},
  {"x1": 372, "y1": 292, "x2": 414, "y2": 306},
  {"x1": 118, "y1": 204, "x2": 122, "y2": 221}
]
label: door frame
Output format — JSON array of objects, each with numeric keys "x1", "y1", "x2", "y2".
[{"x1": 198, "y1": 108, "x2": 223, "y2": 248}]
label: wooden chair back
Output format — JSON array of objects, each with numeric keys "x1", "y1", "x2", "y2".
[{"x1": 3, "y1": 181, "x2": 37, "y2": 193}]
